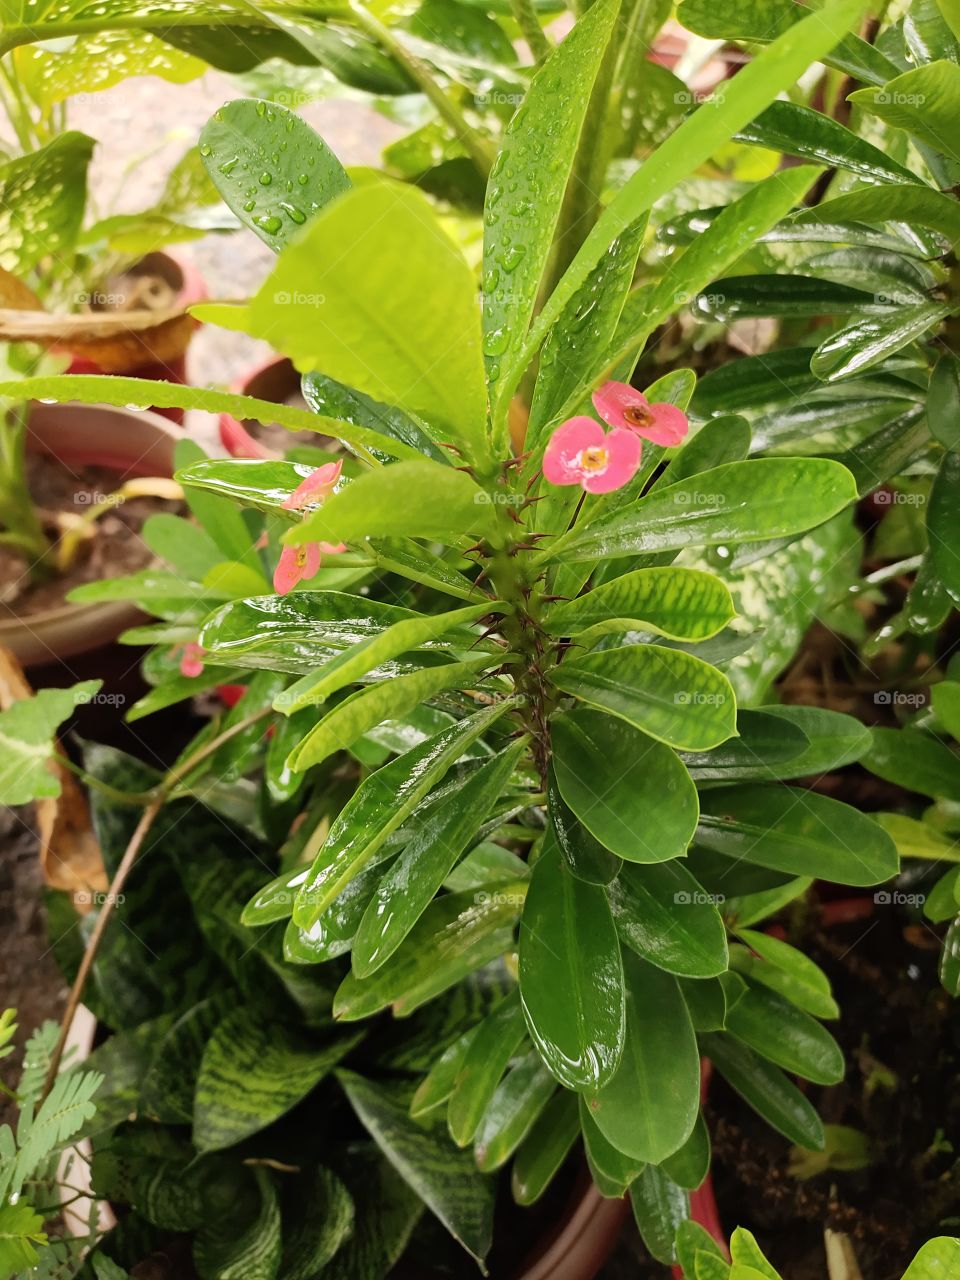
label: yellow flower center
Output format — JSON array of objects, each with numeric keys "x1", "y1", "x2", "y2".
[
  {"x1": 580, "y1": 445, "x2": 609, "y2": 472},
  {"x1": 296, "y1": 546, "x2": 311, "y2": 567},
  {"x1": 623, "y1": 404, "x2": 653, "y2": 428}
]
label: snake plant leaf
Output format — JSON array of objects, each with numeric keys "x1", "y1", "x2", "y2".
[
  {"x1": 519, "y1": 839, "x2": 625, "y2": 1090},
  {"x1": 279, "y1": 1165, "x2": 355, "y2": 1280},
  {"x1": 193, "y1": 1167, "x2": 281, "y2": 1280},
  {"x1": 543, "y1": 459, "x2": 858, "y2": 563},
  {"x1": 696, "y1": 785, "x2": 898, "y2": 886},
  {"x1": 551, "y1": 645, "x2": 737, "y2": 752},
  {"x1": 584, "y1": 953, "x2": 699, "y2": 1163},
  {"x1": 338, "y1": 1071, "x2": 495, "y2": 1265},
  {"x1": 701, "y1": 1033, "x2": 825, "y2": 1150},
  {"x1": 193, "y1": 1008, "x2": 360, "y2": 1152},
  {"x1": 608, "y1": 862, "x2": 729, "y2": 978},
  {"x1": 351, "y1": 739, "x2": 527, "y2": 976},
  {"x1": 511, "y1": 1089, "x2": 579, "y2": 1205},
  {"x1": 199, "y1": 97, "x2": 350, "y2": 252},
  {"x1": 543, "y1": 567, "x2": 735, "y2": 641},
  {"x1": 722, "y1": 981, "x2": 844, "y2": 1084},
  {"x1": 0, "y1": 680, "x2": 101, "y2": 806},
  {"x1": 293, "y1": 700, "x2": 517, "y2": 928}
]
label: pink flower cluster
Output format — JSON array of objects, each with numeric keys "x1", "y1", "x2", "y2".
[
  {"x1": 273, "y1": 460, "x2": 345, "y2": 595},
  {"x1": 543, "y1": 381, "x2": 688, "y2": 494}
]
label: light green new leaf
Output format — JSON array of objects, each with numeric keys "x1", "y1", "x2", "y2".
[
  {"x1": 543, "y1": 567, "x2": 735, "y2": 641},
  {"x1": 551, "y1": 645, "x2": 737, "y2": 751},
  {"x1": 849, "y1": 62, "x2": 960, "y2": 164},
  {"x1": 0, "y1": 1201, "x2": 47, "y2": 1274},
  {"x1": 902, "y1": 1238, "x2": 960, "y2": 1279},
  {"x1": 200, "y1": 97, "x2": 351, "y2": 252},
  {"x1": 0, "y1": 131, "x2": 93, "y2": 272},
  {"x1": 0, "y1": 681, "x2": 101, "y2": 806},
  {"x1": 519, "y1": 839, "x2": 625, "y2": 1090},
  {"x1": 249, "y1": 182, "x2": 487, "y2": 454},
  {"x1": 732, "y1": 930, "x2": 838, "y2": 1020}
]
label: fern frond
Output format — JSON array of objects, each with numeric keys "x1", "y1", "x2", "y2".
[{"x1": 10, "y1": 1071, "x2": 103, "y2": 1199}]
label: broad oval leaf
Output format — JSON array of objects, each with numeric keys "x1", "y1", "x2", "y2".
[
  {"x1": 608, "y1": 861, "x2": 729, "y2": 978},
  {"x1": 862, "y1": 726, "x2": 960, "y2": 802},
  {"x1": 543, "y1": 567, "x2": 735, "y2": 641},
  {"x1": 723, "y1": 980, "x2": 844, "y2": 1084}
]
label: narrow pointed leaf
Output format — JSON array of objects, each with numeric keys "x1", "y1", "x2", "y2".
[{"x1": 448, "y1": 989, "x2": 527, "y2": 1146}]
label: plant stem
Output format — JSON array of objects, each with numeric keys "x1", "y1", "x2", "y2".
[
  {"x1": 348, "y1": 3, "x2": 495, "y2": 178},
  {"x1": 509, "y1": 0, "x2": 552, "y2": 64},
  {"x1": 40, "y1": 708, "x2": 272, "y2": 1099}
]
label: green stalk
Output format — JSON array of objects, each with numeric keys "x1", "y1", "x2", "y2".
[{"x1": 509, "y1": 0, "x2": 552, "y2": 65}]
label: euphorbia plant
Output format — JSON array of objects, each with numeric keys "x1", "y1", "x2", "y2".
[{"x1": 0, "y1": 0, "x2": 924, "y2": 1269}]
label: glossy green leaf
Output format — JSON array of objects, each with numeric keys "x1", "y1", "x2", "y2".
[
  {"x1": 661, "y1": 1112, "x2": 711, "y2": 1190},
  {"x1": 696, "y1": 785, "x2": 898, "y2": 886},
  {"x1": 929, "y1": 451, "x2": 960, "y2": 606},
  {"x1": 338, "y1": 1071, "x2": 494, "y2": 1265},
  {"x1": 863, "y1": 727, "x2": 960, "y2": 802},
  {"x1": 679, "y1": 709, "x2": 809, "y2": 782},
  {"x1": 293, "y1": 700, "x2": 516, "y2": 927},
  {"x1": 679, "y1": 975, "x2": 730, "y2": 1032},
  {"x1": 733, "y1": 706, "x2": 871, "y2": 780},
  {"x1": 482, "y1": 0, "x2": 618, "y2": 408},
  {"x1": 519, "y1": 840, "x2": 625, "y2": 1090},
  {"x1": 411, "y1": 1029, "x2": 478, "y2": 1119},
  {"x1": 544, "y1": 567, "x2": 735, "y2": 641},
  {"x1": 810, "y1": 303, "x2": 950, "y2": 382},
  {"x1": 941, "y1": 917, "x2": 960, "y2": 996},
  {"x1": 248, "y1": 182, "x2": 487, "y2": 454},
  {"x1": 511, "y1": 1089, "x2": 579, "y2": 1205},
  {"x1": 447, "y1": 989, "x2": 527, "y2": 1145},
  {"x1": 850, "y1": 62, "x2": 960, "y2": 164},
  {"x1": 794, "y1": 185, "x2": 960, "y2": 244},
  {"x1": 543, "y1": 459, "x2": 858, "y2": 563},
  {"x1": 0, "y1": 681, "x2": 101, "y2": 805},
  {"x1": 200, "y1": 97, "x2": 350, "y2": 252},
  {"x1": 286, "y1": 655, "x2": 496, "y2": 772},
  {"x1": 552, "y1": 707, "x2": 699, "y2": 861},
  {"x1": 579, "y1": 1094, "x2": 645, "y2": 1196},
  {"x1": 584, "y1": 953, "x2": 699, "y2": 1163},
  {"x1": 701, "y1": 1033, "x2": 824, "y2": 1150},
  {"x1": 924, "y1": 867, "x2": 960, "y2": 924},
  {"x1": 659, "y1": 415, "x2": 752, "y2": 486},
  {"x1": 288, "y1": 460, "x2": 495, "y2": 546},
  {"x1": 928, "y1": 355, "x2": 960, "y2": 451},
  {"x1": 734, "y1": 99, "x2": 921, "y2": 184},
  {"x1": 933, "y1": 682, "x2": 960, "y2": 741},
  {"x1": 608, "y1": 861, "x2": 729, "y2": 978},
  {"x1": 732, "y1": 931, "x2": 838, "y2": 1020},
  {"x1": 902, "y1": 1237, "x2": 960, "y2": 1278},
  {"x1": 193, "y1": 1009, "x2": 359, "y2": 1152},
  {"x1": 352, "y1": 739, "x2": 526, "y2": 976},
  {"x1": 551, "y1": 644, "x2": 737, "y2": 752},
  {"x1": 473, "y1": 1052, "x2": 556, "y2": 1171},
  {"x1": 723, "y1": 980, "x2": 843, "y2": 1084},
  {"x1": 548, "y1": 774, "x2": 622, "y2": 885},
  {"x1": 693, "y1": 274, "x2": 889, "y2": 322},
  {"x1": 629, "y1": 1165, "x2": 689, "y2": 1265},
  {"x1": 333, "y1": 884, "x2": 523, "y2": 1020},
  {"x1": 302, "y1": 369, "x2": 450, "y2": 464},
  {"x1": 676, "y1": 1220, "x2": 727, "y2": 1278}
]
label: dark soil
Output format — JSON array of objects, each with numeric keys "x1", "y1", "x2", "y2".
[
  {"x1": 710, "y1": 899, "x2": 960, "y2": 1280},
  {"x1": 0, "y1": 453, "x2": 181, "y2": 617}
]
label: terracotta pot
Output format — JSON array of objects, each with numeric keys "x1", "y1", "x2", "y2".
[
  {"x1": 67, "y1": 250, "x2": 207, "y2": 423},
  {"x1": 516, "y1": 1180, "x2": 630, "y2": 1280},
  {"x1": 219, "y1": 355, "x2": 304, "y2": 459},
  {"x1": 0, "y1": 402, "x2": 180, "y2": 668}
]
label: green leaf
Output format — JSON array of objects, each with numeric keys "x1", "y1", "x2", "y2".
[
  {"x1": 294, "y1": 700, "x2": 516, "y2": 928},
  {"x1": 728, "y1": 706, "x2": 871, "y2": 780},
  {"x1": 549, "y1": 773, "x2": 623, "y2": 885},
  {"x1": 866, "y1": 726, "x2": 960, "y2": 801},
  {"x1": 194, "y1": 1167, "x2": 281, "y2": 1280},
  {"x1": 584, "y1": 953, "x2": 699, "y2": 1163},
  {"x1": 551, "y1": 644, "x2": 737, "y2": 752},
  {"x1": 693, "y1": 274, "x2": 889, "y2": 321},
  {"x1": 473, "y1": 1052, "x2": 556, "y2": 1172},
  {"x1": 940, "y1": 916, "x2": 960, "y2": 996},
  {"x1": 141, "y1": 512, "x2": 223, "y2": 582},
  {"x1": 543, "y1": 567, "x2": 735, "y2": 641},
  {"x1": 810, "y1": 303, "x2": 950, "y2": 382},
  {"x1": 447, "y1": 989, "x2": 527, "y2": 1145},
  {"x1": 0, "y1": 376, "x2": 423, "y2": 462},
  {"x1": 519, "y1": 840, "x2": 625, "y2": 1090},
  {"x1": 286, "y1": 655, "x2": 497, "y2": 772},
  {"x1": 928, "y1": 355, "x2": 960, "y2": 451},
  {"x1": 141, "y1": 996, "x2": 235, "y2": 1124},
  {"x1": 174, "y1": 438, "x2": 262, "y2": 569},
  {"x1": 0, "y1": 681, "x2": 101, "y2": 805},
  {"x1": 193, "y1": 1008, "x2": 359, "y2": 1152},
  {"x1": 933, "y1": 682, "x2": 960, "y2": 741},
  {"x1": 902, "y1": 1238, "x2": 960, "y2": 1279},
  {"x1": 696, "y1": 785, "x2": 898, "y2": 886},
  {"x1": 543, "y1": 459, "x2": 858, "y2": 563},
  {"x1": 629, "y1": 1165, "x2": 689, "y2": 1265},
  {"x1": 501, "y1": 0, "x2": 872, "y2": 410},
  {"x1": 200, "y1": 97, "x2": 350, "y2": 252},
  {"x1": 511, "y1": 1089, "x2": 579, "y2": 1205},
  {"x1": 279, "y1": 1165, "x2": 355, "y2": 1280},
  {"x1": 732, "y1": 931, "x2": 838, "y2": 1020},
  {"x1": 302, "y1": 369, "x2": 450, "y2": 464},
  {"x1": 0, "y1": 131, "x2": 93, "y2": 272},
  {"x1": 730, "y1": 1228, "x2": 779, "y2": 1278},
  {"x1": 608, "y1": 861, "x2": 729, "y2": 978},
  {"x1": 924, "y1": 867, "x2": 960, "y2": 923},
  {"x1": 734, "y1": 99, "x2": 922, "y2": 185},
  {"x1": 701, "y1": 1032, "x2": 824, "y2": 1150},
  {"x1": 680, "y1": 709, "x2": 809, "y2": 783},
  {"x1": 929, "y1": 450, "x2": 960, "y2": 606},
  {"x1": 482, "y1": 0, "x2": 618, "y2": 409},
  {"x1": 723, "y1": 981, "x2": 844, "y2": 1084},
  {"x1": 338, "y1": 1071, "x2": 494, "y2": 1264},
  {"x1": 0, "y1": 1201, "x2": 47, "y2": 1274},
  {"x1": 850, "y1": 62, "x2": 960, "y2": 164},
  {"x1": 579, "y1": 1095, "x2": 645, "y2": 1196},
  {"x1": 9, "y1": 1068, "x2": 103, "y2": 1198},
  {"x1": 676, "y1": 1221, "x2": 727, "y2": 1279},
  {"x1": 875, "y1": 812, "x2": 960, "y2": 864},
  {"x1": 351, "y1": 739, "x2": 527, "y2": 976},
  {"x1": 248, "y1": 181, "x2": 487, "y2": 455},
  {"x1": 333, "y1": 884, "x2": 523, "y2": 1019},
  {"x1": 794, "y1": 184, "x2": 960, "y2": 244},
  {"x1": 661, "y1": 1113, "x2": 711, "y2": 1191},
  {"x1": 289, "y1": 460, "x2": 496, "y2": 546},
  {"x1": 411, "y1": 1029, "x2": 478, "y2": 1119},
  {"x1": 552, "y1": 708, "x2": 699, "y2": 862}
]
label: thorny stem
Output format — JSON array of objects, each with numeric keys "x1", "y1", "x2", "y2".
[{"x1": 41, "y1": 708, "x2": 272, "y2": 1099}]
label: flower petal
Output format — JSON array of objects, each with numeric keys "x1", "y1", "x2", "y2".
[
  {"x1": 282, "y1": 460, "x2": 343, "y2": 510},
  {"x1": 543, "y1": 416, "x2": 606, "y2": 485},
  {"x1": 581, "y1": 428, "x2": 641, "y2": 494},
  {"x1": 592, "y1": 381, "x2": 648, "y2": 429},
  {"x1": 179, "y1": 642, "x2": 205, "y2": 678},
  {"x1": 274, "y1": 545, "x2": 306, "y2": 595},
  {"x1": 317, "y1": 540, "x2": 347, "y2": 555},
  {"x1": 642, "y1": 402, "x2": 689, "y2": 447}
]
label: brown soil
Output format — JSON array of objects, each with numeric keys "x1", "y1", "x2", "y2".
[
  {"x1": 0, "y1": 453, "x2": 181, "y2": 617},
  {"x1": 710, "y1": 901, "x2": 960, "y2": 1280}
]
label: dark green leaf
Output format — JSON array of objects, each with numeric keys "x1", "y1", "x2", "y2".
[
  {"x1": 723, "y1": 980, "x2": 844, "y2": 1084},
  {"x1": 629, "y1": 1165, "x2": 689, "y2": 1265},
  {"x1": 702, "y1": 1032, "x2": 825, "y2": 1150},
  {"x1": 863, "y1": 727, "x2": 960, "y2": 802},
  {"x1": 473, "y1": 1052, "x2": 556, "y2": 1171},
  {"x1": 608, "y1": 861, "x2": 729, "y2": 978}
]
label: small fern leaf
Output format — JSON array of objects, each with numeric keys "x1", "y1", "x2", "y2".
[{"x1": 11, "y1": 1070, "x2": 103, "y2": 1197}]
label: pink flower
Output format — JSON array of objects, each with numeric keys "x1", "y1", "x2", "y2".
[
  {"x1": 274, "y1": 542, "x2": 322, "y2": 594},
  {"x1": 593, "y1": 381, "x2": 689, "y2": 447},
  {"x1": 179, "y1": 643, "x2": 205, "y2": 679},
  {"x1": 542, "y1": 417, "x2": 641, "y2": 495},
  {"x1": 282, "y1": 460, "x2": 342, "y2": 511}
]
